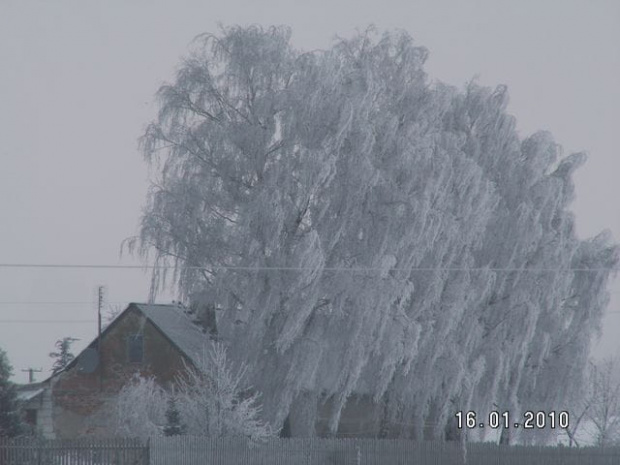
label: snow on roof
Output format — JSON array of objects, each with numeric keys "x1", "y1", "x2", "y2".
[
  {"x1": 133, "y1": 303, "x2": 209, "y2": 369},
  {"x1": 16, "y1": 387, "x2": 45, "y2": 401}
]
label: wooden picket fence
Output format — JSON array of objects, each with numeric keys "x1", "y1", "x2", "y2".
[
  {"x1": 0, "y1": 437, "x2": 148, "y2": 465},
  {"x1": 2, "y1": 436, "x2": 620, "y2": 465},
  {"x1": 149, "y1": 436, "x2": 620, "y2": 465}
]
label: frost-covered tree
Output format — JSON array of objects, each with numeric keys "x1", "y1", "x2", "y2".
[
  {"x1": 175, "y1": 342, "x2": 275, "y2": 441},
  {"x1": 113, "y1": 344, "x2": 272, "y2": 440},
  {"x1": 103, "y1": 304, "x2": 124, "y2": 330},
  {"x1": 163, "y1": 391, "x2": 186, "y2": 436},
  {"x1": 561, "y1": 358, "x2": 619, "y2": 448},
  {"x1": 49, "y1": 337, "x2": 79, "y2": 374},
  {"x1": 114, "y1": 374, "x2": 167, "y2": 439},
  {"x1": 128, "y1": 24, "x2": 619, "y2": 440},
  {"x1": 0, "y1": 347, "x2": 25, "y2": 438},
  {"x1": 583, "y1": 358, "x2": 620, "y2": 446}
]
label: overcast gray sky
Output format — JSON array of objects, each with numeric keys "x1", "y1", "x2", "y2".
[{"x1": 0, "y1": 0, "x2": 618, "y2": 382}]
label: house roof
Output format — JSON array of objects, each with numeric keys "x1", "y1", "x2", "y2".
[
  {"x1": 131, "y1": 303, "x2": 208, "y2": 368},
  {"x1": 15, "y1": 379, "x2": 49, "y2": 400},
  {"x1": 57, "y1": 303, "x2": 210, "y2": 376},
  {"x1": 16, "y1": 387, "x2": 45, "y2": 401}
]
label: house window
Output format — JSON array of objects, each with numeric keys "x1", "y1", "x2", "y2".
[
  {"x1": 127, "y1": 334, "x2": 144, "y2": 363},
  {"x1": 24, "y1": 409, "x2": 37, "y2": 426}
]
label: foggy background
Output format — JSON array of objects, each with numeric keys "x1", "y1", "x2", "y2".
[{"x1": 0, "y1": 0, "x2": 618, "y2": 382}]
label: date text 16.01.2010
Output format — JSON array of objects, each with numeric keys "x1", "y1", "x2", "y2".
[{"x1": 455, "y1": 411, "x2": 569, "y2": 430}]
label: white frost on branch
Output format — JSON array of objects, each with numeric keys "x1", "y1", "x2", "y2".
[
  {"x1": 113, "y1": 343, "x2": 275, "y2": 441},
  {"x1": 175, "y1": 342, "x2": 276, "y2": 441},
  {"x1": 114, "y1": 374, "x2": 167, "y2": 439}
]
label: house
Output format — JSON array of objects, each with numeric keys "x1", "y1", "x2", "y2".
[
  {"x1": 282, "y1": 391, "x2": 385, "y2": 438},
  {"x1": 18, "y1": 303, "x2": 211, "y2": 439},
  {"x1": 16, "y1": 381, "x2": 54, "y2": 437},
  {"x1": 18, "y1": 302, "x2": 413, "y2": 440}
]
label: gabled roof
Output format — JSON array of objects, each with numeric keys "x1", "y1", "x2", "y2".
[
  {"x1": 131, "y1": 303, "x2": 208, "y2": 368},
  {"x1": 62, "y1": 302, "x2": 210, "y2": 375},
  {"x1": 16, "y1": 387, "x2": 45, "y2": 401}
]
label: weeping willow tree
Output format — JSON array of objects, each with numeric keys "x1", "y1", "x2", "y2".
[{"x1": 127, "y1": 25, "x2": 618, "y2": 443}]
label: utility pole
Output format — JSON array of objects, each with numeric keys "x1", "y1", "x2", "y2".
[
  {"x1": 21, "y1": 367, "x2": 42, "y2": 384},
  {"x1": 97, "y1": 285, "x2": 105, "y2": 392},
  {"x1": 98, "y1": 286, "x2": 104, "y2": 347}
]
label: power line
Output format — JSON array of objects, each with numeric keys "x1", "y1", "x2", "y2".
[
  {"x1": 0, "y1": 300, "x2": 618, "y2": 313},
  {"x1": 0, "y1": 301, "x2": 130, "y2": 305},
  {"x1": 0, "y1": 320, "x2": 95, "y2": 323},
  {"x1": 0, "y1": 263, "x2": 620, "y2": 272},
  {"x1": 0, "y1": 264, "x2": 149, "y2": 269},
  {"x1": 2, "y1": 310, "x2": 620, "y2": 323}
]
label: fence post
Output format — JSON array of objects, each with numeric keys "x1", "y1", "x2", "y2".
[{"x1": 145, "y1": 437, "x2": 150, "y2": 465}]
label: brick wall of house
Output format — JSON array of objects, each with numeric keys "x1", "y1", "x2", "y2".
[
  {"x1": 38, "y1": 384, "x2": 55, "y2": 439},
  {"x1": 51, "y1": 308, "x2": 191, "y2": 438},
  {"x1": 315, "y1": 394, "x2": 383, "y2": 438},
  {"x1": 284, "y1": 392, "x2": 384, "y2": 438}
]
